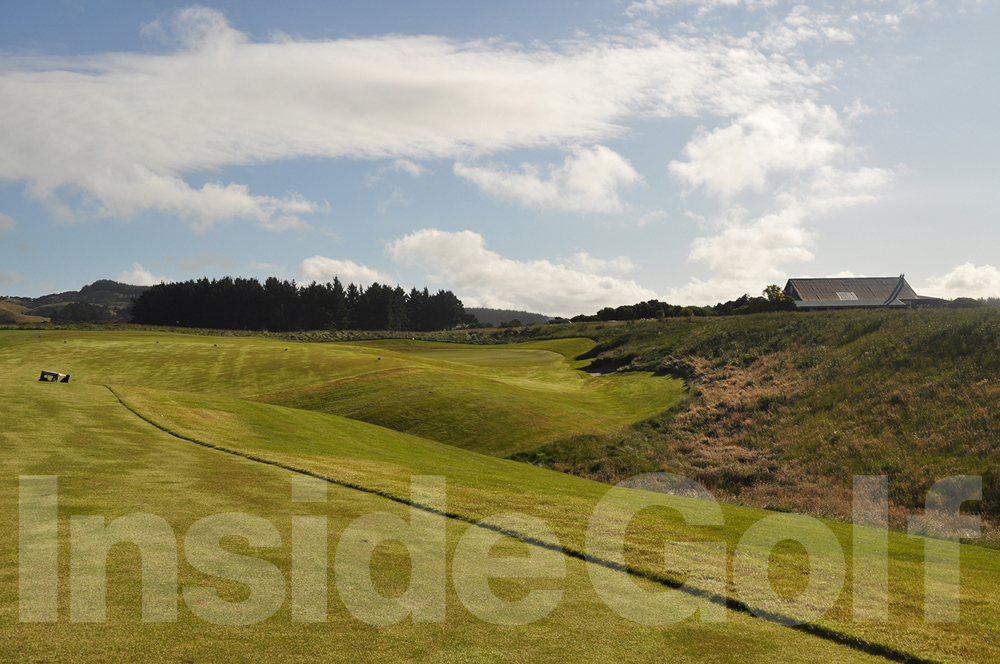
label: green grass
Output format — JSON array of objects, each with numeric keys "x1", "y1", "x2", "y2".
[
  {"x1": 109, "y1": 383, "x2": 1000, "y2": 664},
  {"x1": 0, "y1": 331, "x2": 682, "y2": 458},
  {"x1": 2, "y1": 328, "x2": 999, "y2": 661},
  {"x1": 0, "y1": 338, "x2": 893, "y2": 663}
]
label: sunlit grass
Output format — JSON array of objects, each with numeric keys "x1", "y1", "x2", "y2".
[{"x1": 0, "y1": 372, "x2": 885, "y2": 663}]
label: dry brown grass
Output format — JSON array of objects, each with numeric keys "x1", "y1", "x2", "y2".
[{"x1": 512, "y1": 310, "x2": 1000, "y2": 544}]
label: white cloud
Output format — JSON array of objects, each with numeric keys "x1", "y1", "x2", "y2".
[
  {"x1": 758, "y1": 6, "x2": 856, "y2": 52},
  {"x1": 923, "y1": 263, "x2": 1000, "y2": 299},
  {"x1": 627, "y1": 0, "x2": 777, "y2": 17},
  {"x1": 637, "y1": 209, "x2": 668, "y2": 228},
  {"x1": 563, "y1": 252, "x2": 636, "y2": 273},
  {"x1": 454, "y1": 145, "x2": 643, "y2": 213},
  {"x1": 366, "y1": 159, "x2": 426, "y2": 187},
  {"x1": 245, "y1": 261, "x2": 281, "y2": 275},
  {"x1": 387, "y1": 229, "x2": 657, "y2": 317},
  {"x1": 669, "y1": 102, "x2": 847, "y2": 198},
  {"x1": 667, "y1": 96, "x2": 893, "y2": 301},
  {"x1": 668, "y1": 203, "x2": 814, "y2": 303},
  {"x1": 0, "y1": 270, "x2": 23, "y2": 288},
  {"x1": 297, "y1": 256, "x2": 392, "y2": 286},
  {"x1": 319, "y1": 226, "x2": 341, "y2": 241},
  {"x1": 0, "y1": 212, "x2": 14, "y2": 234},
  {"x1": 117, "y1": 262, "x2": 172, "y2": 286},
  {"x1": 805, "y1": 164, "x2": 894, "y2": 210},
  {"x1": 0, "y1": 7, "x2": 826, "y2": 228},
  {"x1": 392, "y1": 159, "x2": 423, "y2": 178},
  {"x1": 377, "y1": 187, "x2": 408, "y2": 214}
]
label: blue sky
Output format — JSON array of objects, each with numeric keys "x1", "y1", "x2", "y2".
[{"x1": 1, "y1": 0, "x2": 997, "y2": 316}]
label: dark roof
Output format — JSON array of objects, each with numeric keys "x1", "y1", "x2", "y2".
[{"x1": 785, "y1": 276, "x2": 918, "y2": 306}]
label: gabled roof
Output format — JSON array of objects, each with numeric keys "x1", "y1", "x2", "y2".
[{"x1": 784, "y1": 276, "x2": 918, "y2": 309}]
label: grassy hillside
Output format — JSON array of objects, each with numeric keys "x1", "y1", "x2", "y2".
[
  {"x1": 1, "y1": 330, "x2": 907, "y2": 663},
  {"x1": 0, "y1": 331, "x2": 682, "y2": 458},
  {"x1": 2, "y1": 328, "x2": 999, "y2": 662},
  {"x1": 460, "y1": 310, "x2": 1000, "y2": 537},
  {"x1": 258, "y1": 339, "x2": 683, "y2": 456},
  {"x1": 1, "y1": 280, "x2": 142, "y2": 324},
  {"x1": 0, "y1": 300, "x2": 49, "y2": 325}
]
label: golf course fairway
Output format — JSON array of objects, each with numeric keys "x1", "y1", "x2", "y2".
[{"x1": 1, "y1": 329, "x2": 997, "y2": 663}]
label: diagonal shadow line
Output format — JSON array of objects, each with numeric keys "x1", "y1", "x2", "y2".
[{"x1": 105, "y1": 384, "x2": 939, "y2": 664}]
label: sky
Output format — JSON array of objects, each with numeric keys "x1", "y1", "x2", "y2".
[{"x1": 1, "y1": 1, "x2": 998, "y2": 316}]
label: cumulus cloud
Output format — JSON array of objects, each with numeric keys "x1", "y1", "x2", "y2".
[
  {"x1": 668, "y1": 203, "x2": 814, "y2": 303},
  {"x1": 454, "y1": 146, "x2": 643, "y2": 213},
  {"x1": 923, "y1": 263, "x2": 1000, "y2": 299},
  {"x1": 0, "y1": 7, "x2": 826, "y2": 228},
  {"x1": 118, "y1": 262, "x2": 172, "y2": 286},
  {"x1": 387, "y1": 229, "x2": 657, "y2": 317},
  {"x1": 297, "y1": 256, "x2": 392, "y2": 286},
  {"x1": 0, "y1": 212, "x2": 14, "y2": 234},
  {"x1": 669, "y1": 102, "x2": 847, "y2": 198},
  {"x1": 667, "y1": 98, "x2": 892, "y2": 300}
]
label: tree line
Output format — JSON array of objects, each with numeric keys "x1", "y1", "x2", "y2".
[
  {"x1": 571, "y1": 285, "x2": 796, "y2": 322},
  {"x1": 129, "y1": 277, "x2": 477, "y2": 332}
]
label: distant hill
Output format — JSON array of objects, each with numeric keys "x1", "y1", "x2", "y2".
[
  {"x1": 465, "y1": 307, "x2": 551, "y2": 326},
  {"x1": 1, "y1": 279, "x2": 147, "y2": 323}
]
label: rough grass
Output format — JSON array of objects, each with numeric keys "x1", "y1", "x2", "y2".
[{"x1": 465, "y1": 311, "x2": 1000, "y2": 540}]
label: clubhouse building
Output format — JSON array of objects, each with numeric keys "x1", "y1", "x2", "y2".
[{"x1": 783, "y1": 275, "x2": 946, "y2": 311}]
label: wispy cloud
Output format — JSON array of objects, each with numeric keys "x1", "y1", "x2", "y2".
[
  {"x1": 245, "y1": 261, "x2": 281, "y2": 275},
  {"x1": 0, "y1": 7, "x2": 825, "y2": 230},
  {"x1": 387, "y1": 229, "x2": 657, "y2": 317},
  {"x1": 377, "y1": 187, "x2": 408, "y2": 214},
  {"x1": 366, "y1": 159, "x2": 426, "y2": 187},
  {"x1": 0, "y1": 212, "x2": 14, "y2": 235},
  {"x1": 258, "y1": 214, "x2": 312, "y2": 232},
  {"x1": 0, "y1": 270, "x2": 23, "y2": 288}
]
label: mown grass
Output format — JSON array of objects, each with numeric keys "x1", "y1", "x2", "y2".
[
  {"x1": 107, "y1": 383, "x2": 1000, "y2": 664},
  {"x1": 1, "y1": 345, "x2": 892, "y2": 663},
  {"x1": 0, "y1": 331, "x2": 682, "y2": 458}
]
